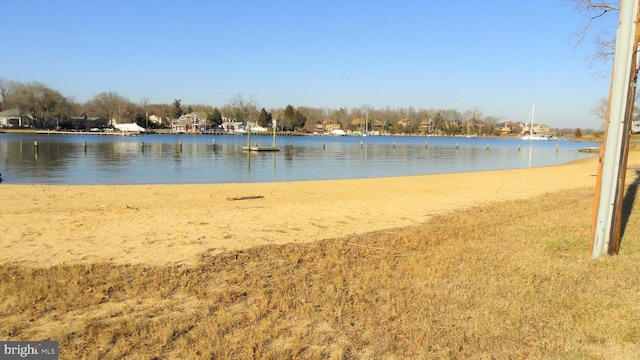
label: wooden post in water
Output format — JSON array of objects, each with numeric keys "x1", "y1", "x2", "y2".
[
  {"x1": 272, "y1": 119, "x2": 277, "y2": 147},
  {"x1": 246, "y1": 124, "x2": 251, "y2": 149}
]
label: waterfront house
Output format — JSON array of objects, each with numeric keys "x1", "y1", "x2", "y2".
[
  {"x1": 397, "y1": 118, "x2": 411, "y2": 127},
  {"x1": 221, "y1": 121, "x2": 243, "y2": 133},
  {"x1": 0, "y1": 108, "x2": 33, "y2": 128},
  {"x1": 65, "y1": 115, "x2": 106, "y2": 130},
  {"x1": 171, "y1": 119, "x2": 191, "y2": 133},
  {"x1": 496, "y1": 121, "x2": 515, "y2": 134},
  {"x1": 323, "y1": 121, "x2": 341, "y2": 133}
]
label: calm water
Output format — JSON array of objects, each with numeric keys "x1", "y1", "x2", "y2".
[{"x1": 0, "y1": 133, "x2": 599, "y2": 185}]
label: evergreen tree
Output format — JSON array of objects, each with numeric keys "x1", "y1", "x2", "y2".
[
  {"x1": 208, "y1": 107, "x2": 223, "y2": 126},
  {"x1": 283, "y1": 104, "x2": 296, "y2": 130},
  {"x1": 257, "y1": 108, "x2": 272, "y2": 127},
  {"x1": 171, "y1": 99, "x2": 183, "y2": 119},
  {"x1": 292, "y1": 110, "x2": 307, "y2": 130}
]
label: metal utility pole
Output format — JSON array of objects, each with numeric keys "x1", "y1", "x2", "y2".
[{"x1": 591, "y1": 0, "x2": 640, "y2": 259}]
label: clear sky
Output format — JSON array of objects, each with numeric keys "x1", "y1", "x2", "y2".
[{"x1": 0, "y1": 0, "x2": 617, "y2": 129}]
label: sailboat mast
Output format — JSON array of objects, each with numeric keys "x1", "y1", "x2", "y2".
[
  {"x1": 530, "y1": 105, "x2": 535, "y2": 136},
  {"x1": 365, "y1": 108, "x2": 368, "y2": 132}
]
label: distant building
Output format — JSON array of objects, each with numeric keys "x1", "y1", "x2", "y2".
[
  {"x1": 171, "y1": 112, "x2": 208, "y2": 133},
  {"x1": 0, "y1": 108, "x2": 33, "y2": 128},
  {"x1": 496, "y1": 121, "x2": 515, "y2": 134},
  {"x1": 171, "y1": 119, "x2": 191, "y2": 133},
  {"x1": 66, "y1": 116, "x2": 106, "y2": 130},
  {"x1": 221, "y1": 121, "x2": 244, "y2": 133},
  {"x1": 397, "y1": 118, "x2": 411, "y2": 127}
]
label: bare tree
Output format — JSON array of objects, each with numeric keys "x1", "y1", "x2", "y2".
[
  {"x1": 88, "y1": 91, "x2": 131, "y2": 126},
  {"x1": 228, "y1": 93, "x2": 258, "y2": 124},
  {"x1": 0, "y1": 77, "x2": 12, "y2": 111},
  {"x1": 569, "y1": 0, "x2": 619, "y2": 72},
  {"x1": 7, "y1": 82, "x2": 67, "y2": 128}
]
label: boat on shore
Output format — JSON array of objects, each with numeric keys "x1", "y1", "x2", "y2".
[{"x1": 578, "y1": 146, "x2": 600, "y2": 153}]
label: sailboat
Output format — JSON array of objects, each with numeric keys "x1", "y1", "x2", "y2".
[
  {"x1": 362, "y1": 107, "x2": 369, "y2": 136},
  {"x1": 466, "y1": 112, "x2": 476, "y2": 138},
  {"x1": 521, "y1": 105, "x2": 552, "y2": 141}
]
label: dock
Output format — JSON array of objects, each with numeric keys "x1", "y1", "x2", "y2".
[
  {"x1": 243, "y1": 122, "x2": 280, "y2": 151},
  {"x1": 36, "y1": 130, "x2": 141, "y2": 136},
  {"x1": 243, "y1": 145, "x2": 280, "y2": 152}
]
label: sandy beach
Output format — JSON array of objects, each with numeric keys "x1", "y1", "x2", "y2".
[{"x1": 1, "y1": 154, "x2": 633, "y2": 267}]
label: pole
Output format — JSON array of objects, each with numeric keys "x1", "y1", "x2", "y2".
[
  {"x1": 246, "y1": 123, "x2": 251, "y2": 149},
  {"x1": 591, "y1": 0, "x2": 639, "y2": 259},
  {"x1": 273, "y1": 119, "x2": 277, "y2": 146}
]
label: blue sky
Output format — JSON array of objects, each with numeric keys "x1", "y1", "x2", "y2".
[{"x1": 0, "y1": 0, "x2": 616, "y2": 129}]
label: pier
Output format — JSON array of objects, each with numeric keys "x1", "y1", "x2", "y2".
[{"x1": 36, "y1": 130, "x2": 141, "y2": 136}]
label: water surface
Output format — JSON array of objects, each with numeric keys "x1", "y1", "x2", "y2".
[{"x1": 0, "y1": 133, "x2": 599, "y2": 185}]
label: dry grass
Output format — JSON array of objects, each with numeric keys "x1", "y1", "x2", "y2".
[{"x1": 2, "y1": 186, "x2": 640, "y2": 359}]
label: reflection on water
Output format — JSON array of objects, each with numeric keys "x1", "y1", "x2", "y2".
[{"x1": 0, "y1": 133, "x2": 599, "y2": 185}]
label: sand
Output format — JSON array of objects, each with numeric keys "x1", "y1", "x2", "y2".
[{"x1": 1, "y1": 154, "x2": 635, "y2": 267}]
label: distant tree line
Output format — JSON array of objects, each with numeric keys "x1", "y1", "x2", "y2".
[{"x1": 0, "y1": 77, "x2": 596, "y2": 136}]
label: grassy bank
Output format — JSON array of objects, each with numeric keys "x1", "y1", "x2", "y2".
[{"x1": 2, "y1": 186, "x2": 640, "y2": 359}]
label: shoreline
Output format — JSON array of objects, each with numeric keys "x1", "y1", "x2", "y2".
[{"x1": 2, "y1": 152, "x2": 626, "y2": 268}]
